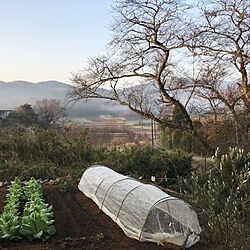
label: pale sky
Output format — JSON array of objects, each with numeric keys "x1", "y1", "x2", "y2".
[{"x1": 0, "y1": 0, "x2": 113, "y2": 84}]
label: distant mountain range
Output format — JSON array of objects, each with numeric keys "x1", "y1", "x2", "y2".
[
  {"x1": 2, "y1": 78, "x2": 233, "y2": 119},
  {"x1": 0, "y1": 80, "x2": 128, "y2": 118}
]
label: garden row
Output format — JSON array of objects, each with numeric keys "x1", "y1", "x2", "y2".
[{"x1": 0, "y1": 177, "x2": 56, "y2": 242}]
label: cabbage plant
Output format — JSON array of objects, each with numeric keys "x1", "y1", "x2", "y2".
[
  {"x1": 0, "y1": 177, "x2": 23, "y2": 241},
  {"x1": 0, "y1": 177, "x2": 56, "y2": 242},
  {"x1": 19, "y1": 178, "x2": 56, "y2": 241}
]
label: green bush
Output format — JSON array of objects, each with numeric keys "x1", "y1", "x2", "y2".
[
  {"x1": 19, "y1": 162, "x2": 61, "y2": 181},
  {"x1": 104, "y1": 146, "x2": 192, "y2": 185},
  {"x1": 0, "y1": 129, "x2": 105, "y2": 181},
  {"x1": 59, "y1": 181, "x2": 73, "y2": 193},
  {"x1": 184, "y1": 147, "x2": 250, "y2": 248},
  {"x1": 0, "y1": 128, "x2": 192, "y2": 185},
  {"x1": 0, "y1": 161, "x2": 62, "y2": 182}
]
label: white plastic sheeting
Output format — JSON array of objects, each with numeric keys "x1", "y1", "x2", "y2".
[{"x1": 78, "y1": 165, "x2": 201, "y2": 248}]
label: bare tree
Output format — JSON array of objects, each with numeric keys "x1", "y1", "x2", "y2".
[
  {"x1": 34, "y1": 98, "x2": 66, "y2": 129},
  {"x1": 174, "y1": 60, "x2": 246, "y2": 143},
  {"x1": 176, "y1": 0, "x2": 250, "y2": 144},
  {"x1": 69, "y1": 0, "x2": 214, "y2": 148}
]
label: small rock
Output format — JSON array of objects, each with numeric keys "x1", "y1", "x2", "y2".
[
  {"x1": 49, "y1": 179, "x2": 55, "y2": 184},
  {"x1": 37, "y1": 178, "x2": 42, "y2": 183},
  {"x1": 36, "y1": 179, "x2": 48, "y2": 184}
]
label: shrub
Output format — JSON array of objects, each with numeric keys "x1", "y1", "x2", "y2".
[
  {"x1": 0, "y1": 129, "x2": 106, "y2": 181},
  {"x1": 105, "y1": 146, "x2": 192, "y2": 185},
  {"x1": 59, "y1": 181, "x2": 73, "y2": 193},
  {"x1": 184, "y1": 147, "x2": 250, "y2": 248},
  {"x1": 19, "y1": 162, "x2": 61, "y2": 181},
  {"x1": 0, "y1": 128, "x2": 192, "y2": 185}
]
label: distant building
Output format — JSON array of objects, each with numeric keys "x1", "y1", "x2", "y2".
[{"x1": 0, "y1": 109, "x2": 14, "y2": 119}]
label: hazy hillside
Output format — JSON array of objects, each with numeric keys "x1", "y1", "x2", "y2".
[
  {"x1": 0, "y1": 80, "x2": 128, "y2": 118},
  {"x1": 0, "y1": 81, "x2": 69, "y2": 108}
]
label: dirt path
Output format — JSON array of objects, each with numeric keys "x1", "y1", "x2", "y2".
[{"x1": 0, "y1": 184, "x2": 215, "y2": 249}]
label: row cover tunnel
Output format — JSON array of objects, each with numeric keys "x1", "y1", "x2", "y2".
[{"x1": 78, "y1": 165, "x2": 201, "y2": 248}]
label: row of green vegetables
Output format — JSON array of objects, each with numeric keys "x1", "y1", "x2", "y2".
[{"x1": 0, "y1": 177, "x2": 56, "y2": 242}]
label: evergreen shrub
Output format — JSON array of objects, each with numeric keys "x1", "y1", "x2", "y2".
[{"x1": 184, "y1": 147, "x2": 250, "y2": 248}]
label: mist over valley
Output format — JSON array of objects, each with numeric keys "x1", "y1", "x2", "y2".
[{"x1": 0, "y1": 80, "x2": 129, "y2": 119}]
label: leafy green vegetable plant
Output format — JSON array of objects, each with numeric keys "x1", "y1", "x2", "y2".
[
  {"x1": 0, "y1": 177, "x2": 23, "y2": 241},
  {"x1": 0, "y1": 177, "x2": 56, "y2": 242},
  {"x1": 0, "y1": 212, "x2": 22, "y2": 241},
  {"x1": 23, "y1": 177, "x2": 43, "y2": 200},
  {"x1": 19, "y1": 178, "x2": 56, "y2": 242}
]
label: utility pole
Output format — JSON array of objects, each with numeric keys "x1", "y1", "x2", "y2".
[{"x1": 151, "y1": 119, "x2": 154, "y2": 147}]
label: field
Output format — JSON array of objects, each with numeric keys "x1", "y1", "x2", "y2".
[{"x1": 0, "y1": 183, "x2": 213, "y2": 250}]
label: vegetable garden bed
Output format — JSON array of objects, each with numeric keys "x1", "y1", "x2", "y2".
[{"x1": 0, "y1": 182, "x2": 215, "y2": 250}]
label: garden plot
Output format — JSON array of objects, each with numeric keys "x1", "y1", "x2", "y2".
[
  {"x1": 0, "y1": 180, "x2": 209, "y2": 250},
  {"x1": 0, "y1": 182, "x2": 167, "y2": 250}
]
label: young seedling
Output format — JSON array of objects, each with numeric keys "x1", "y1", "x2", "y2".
[
  {"x1": 65, "y1": 236, "x2": 72, "y2": 241},
  {"x1": 96, "y1": 233, "x2": 104, "y2": 241}
]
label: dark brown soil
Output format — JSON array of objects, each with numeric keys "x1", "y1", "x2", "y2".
[{"x1": 0, "y1": 184, "x2": 216, "y2": 250}]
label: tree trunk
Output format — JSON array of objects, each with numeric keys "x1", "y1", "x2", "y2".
[
  {"x1": 234, "y1": 119, "x2": 239, "y2": 145},
  {"x1": 231, "y1": 111, "x2": 240, "y2": 145}
]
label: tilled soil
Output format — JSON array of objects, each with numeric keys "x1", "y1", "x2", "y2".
[{"x1": 0, "y1": 184, "x2": 214, "y2": 250}]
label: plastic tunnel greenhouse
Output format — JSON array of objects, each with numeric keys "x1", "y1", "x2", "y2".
[{"x1": 78, "y1": 165, "x2": 201, "y2": 248}]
